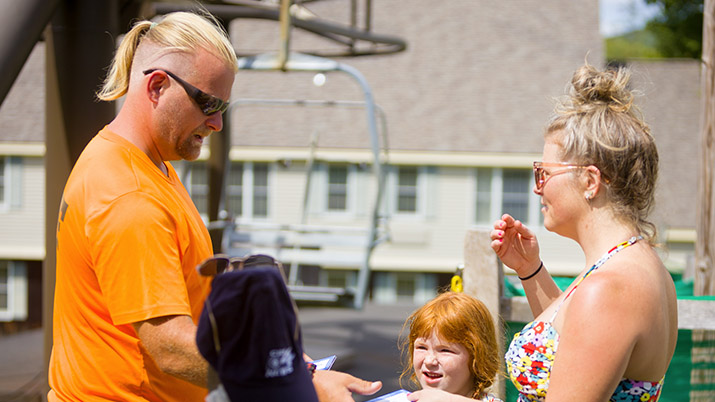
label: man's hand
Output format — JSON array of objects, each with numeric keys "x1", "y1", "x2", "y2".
[{"x1": 313, "y1": 370, "x2": 382, "y2": 402}]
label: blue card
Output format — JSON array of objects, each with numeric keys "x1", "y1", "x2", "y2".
[
  {"x1": 365, "y1": 389, "x2": 410, "y2": 402},
  {"x1": 310, "y1": 355, "x2": 337, "y2": 370}
]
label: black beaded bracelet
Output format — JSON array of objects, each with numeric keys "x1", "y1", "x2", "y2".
[{"x1": 518, "y1": 261, "x2": 543, "y2": 281}]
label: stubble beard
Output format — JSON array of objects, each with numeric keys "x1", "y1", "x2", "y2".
[{"x1": 176, "y1": 132, "x2": 203, "y2": 161}]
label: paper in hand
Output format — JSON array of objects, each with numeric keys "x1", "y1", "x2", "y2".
[
  {"x1": 365, "y1": 389, "x2": 410, "y2": 402},
  {"x1": 310, "y1": 355, "x2": 337, "y2": 370}
]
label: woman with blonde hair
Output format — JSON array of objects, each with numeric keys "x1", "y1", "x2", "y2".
[
  {"x1": 400, "y1": 292, "x2": 502, "y2": 402},
  {"x1": 491, "y1": 62, "x2": 677, "y2": 401}
]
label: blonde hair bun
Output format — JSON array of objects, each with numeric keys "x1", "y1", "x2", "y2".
[{"x1": 570, "y1": 63, "x2": 634, "y2": 113}]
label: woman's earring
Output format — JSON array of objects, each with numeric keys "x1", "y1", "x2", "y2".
[{"x1": 585, "y1": 191, "x2": 594, "y2": 200}]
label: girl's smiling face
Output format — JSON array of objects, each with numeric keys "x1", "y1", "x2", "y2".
[{"x1": 413, "y1": 330, "x2": 473, "y2": 396}]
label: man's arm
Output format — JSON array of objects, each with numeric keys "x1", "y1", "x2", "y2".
[{"x1": 132, "y1": 314, "x2": 208, "y2": 388}]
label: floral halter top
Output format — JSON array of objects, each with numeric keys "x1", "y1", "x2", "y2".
[{"x1": 505, "y1": 236, "x2": 665, "y2": 402}]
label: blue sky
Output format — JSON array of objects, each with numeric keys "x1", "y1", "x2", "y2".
[{"x1": 600, "y1": 0, "x2": 662, "y2": 37}]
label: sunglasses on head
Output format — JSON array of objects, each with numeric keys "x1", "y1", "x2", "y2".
[
  {"x1": 197, "y1": 253, "x2": 284, "y2": 277},
  {"x1": 196, "y1": 254, "x2": 286, "y2": 280},
  {"x1": 197, "y1": 253, "x2": 299, "y2": 353},
  {"x1": 143, "y1": 69, "x2": 229, "y2": 116}
]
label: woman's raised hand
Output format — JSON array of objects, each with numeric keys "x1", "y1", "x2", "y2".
[{"x1": 490, "y1": 214, "x2": 541, "y2": 277}]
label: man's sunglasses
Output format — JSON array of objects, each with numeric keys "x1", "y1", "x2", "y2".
[
  {"x1": 196, "y1": 254, "x2": 298, "y2": 353},
  {"x1": 143, "y1": 69, "x2": 229, "y2": 116}
]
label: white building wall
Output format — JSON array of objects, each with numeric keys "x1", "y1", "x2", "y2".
[
  {"x1": 370, "y1": 164, "x2": 586, "y2": 276},
  {"x1": 0, "y1": 156, "x2": 45, "y2": 260},
  {"x1": 265, "y1": 162, "x2": 306, "y2": 224}
]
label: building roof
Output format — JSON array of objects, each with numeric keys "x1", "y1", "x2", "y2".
[
  {"x1": 229, "y1": 0, "x2": 603, "y2": 154},
  {"x1": 0, "y1": 43, "x2": 45, "y2": 143}
]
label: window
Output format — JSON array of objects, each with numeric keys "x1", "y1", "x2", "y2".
[
  {"x1": 0, "y1": 260, "x2": 27, "y2": 321},
  {"x1": 183, "y1": 161, "x2": 270, "y2": 219},
  {"x1": 502, "y1": 169, "x2": 531, "y2": 222},
  {"x1": 474, "y1": 167, "x2": 541, "y2": 227},
  {"x1": 323, "y1": 270, "x2": 356, "y2": 290},
  {"x1": 0, "y1": 156, "x2": 25, "y2": 212},
  {"x1": 327, "y1": 271, "x2": 348, "y2": 288},
  {"x1": 188, "y1": 163, "x2": 208, "y2": 215},
  {"x1": 224, "y1": 162, "x2": 269, "y2": 218},
  {"x1": 386, "y1": 165, "x2": 433, "y2": 217},
  {"x1": 372, "y1": 272, "x2": 437, "y2": 305},
  {"x1": 316, "y1": 163, "x2": 361, "y2": 216},
  {"x1": 327, "y1": 165, "x2": 348, "y2": 211},
  {"x1": 397, "y1": 166, "x2": 418, "y2": 213},
  {"x1": 395, "y1": 273, "x2": 416, "y2": 300}
]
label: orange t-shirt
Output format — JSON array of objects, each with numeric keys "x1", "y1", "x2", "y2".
[{"x1": 48, "y1": 128, "x2": 212, "y2": 401}]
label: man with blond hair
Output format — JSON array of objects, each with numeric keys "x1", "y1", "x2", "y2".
[{"x1": 49, "y1": 10, "x2": 380, "y2": 401}]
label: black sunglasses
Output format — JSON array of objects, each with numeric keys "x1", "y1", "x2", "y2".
[
  {"x1": 143, "y1": 69, "x2": 229, "y2": 116},
  {"x1": 196, "y1": 254, "x2": 299, "y2": 354}
]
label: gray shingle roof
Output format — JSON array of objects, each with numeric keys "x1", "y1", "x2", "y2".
[
  {"x1": 229, "y1": 0, "x2": 603, "y2": 154},
  {"x1": 0, "y1": 42, "x2": 45, "y2": 143}
]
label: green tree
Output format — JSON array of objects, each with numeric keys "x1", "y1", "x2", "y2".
[
  {"x1": 644, "y1": 0, "x2": 704, "y2": 58},
  {"x1": 606, "y1": 30, "x2": 663, "y2": 60}
]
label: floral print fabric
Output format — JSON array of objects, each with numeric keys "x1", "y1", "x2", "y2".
[
  {"x1": 505, "y1": 320, "x2": 664, "y2": 402},
  {"x1": 611, "y1": 379, "x2": 663, "y2": 402},
  {"x1": 505, "y1": 320, "x2": 558, "y2": 401}
]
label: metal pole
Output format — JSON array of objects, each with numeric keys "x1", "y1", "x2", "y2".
[
  {"x1": 278, "y1": 0, "x2": 292, "y2": 70},
  {"x1": 208, "y1": 111, "x2": 231, "y2": 254},
  {"x1": 235, "y1": 53, "x2": 388, "y2": 308},
  {"x1": 0, "y1": 0, "x2": 59, "y2": 107},
  {"x1": 288, "y1": 128, "x2": 320, "y2": 286},
  {"x1": 336, "y1": 62, "x2": 383, "y2": 309}
]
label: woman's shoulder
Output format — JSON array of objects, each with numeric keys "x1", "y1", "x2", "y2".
[
  {"x1": 576, "y1": 249, "x2": 670, "y2": 306},
  {"x1": 562, "y1": 249, "x2": 674, "y2": 333}
]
